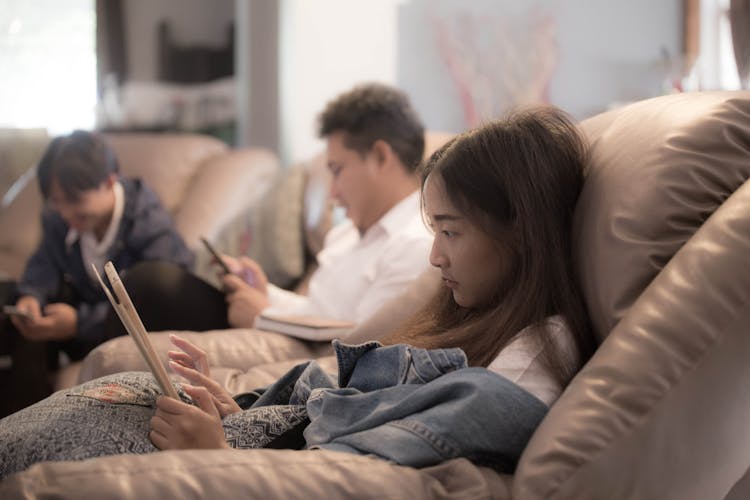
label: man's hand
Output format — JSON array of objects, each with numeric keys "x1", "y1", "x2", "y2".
[
  {"x1": 237, "y1": 256, "x2": 268, "y2": 294},
  {"x1": 167, "y1": 334, "x2": 241, "y2": 417},
  {"x1": 223, "y1": 274, "x2": 269, "y2": 328},
  {"x1": 220, "y1": 255, "x2": 269, "y2": 292},
  {"x1": 13, "y1": 298, "x2": 77, "y2": 341},
  {"x1": 149, "y1": 385, "x2": 229, "y2": 450}
]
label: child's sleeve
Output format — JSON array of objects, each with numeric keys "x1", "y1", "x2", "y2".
[
  {"x1": 130, "y1": 192, "x2": 194, "y2": 270},
  {"x1": 16, "y1": 213, "x2": 63, "y2": 305}
]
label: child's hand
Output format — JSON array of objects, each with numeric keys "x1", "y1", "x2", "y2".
[
  {"x1": 10, "y1": 296, "x2": 39, "y2": 334},
  {"x1": 149, "y1": 385, "x2": 229, "y2": 450},
  {"x1": 167, "y1": 334, "x2": 241, "y2": 417},
  {"x1": 13, "y1": 299, "x2": 76, "y2": 341}
]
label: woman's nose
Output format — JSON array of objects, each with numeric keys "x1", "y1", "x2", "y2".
[{"x1": 429, "y1": 240, "x2": 447, "y2": 268}]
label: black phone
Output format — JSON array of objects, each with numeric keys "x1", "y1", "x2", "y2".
[
  {"x1": 2, "y1": 305, "x2": 31, "y2": 320},
  {"x1": 200, "y1": 237, "x2": 232, "y2": 275}
]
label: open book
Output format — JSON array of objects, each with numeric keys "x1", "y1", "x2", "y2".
[
  {"x1": 93, "y1": 261, "x2": 179, "y2": 399},
  {"x1": 254, "y1": 313, "x2": 356, "y2": 341}
]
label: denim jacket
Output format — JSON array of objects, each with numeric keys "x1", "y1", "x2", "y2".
[{"x1": 239, "y1": 340, "x2": 548, "y2": 472}]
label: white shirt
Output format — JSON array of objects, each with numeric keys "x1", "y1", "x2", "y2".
[
  {"x1": 487, "y1": 316, "x2": 579, "y2": 406},
  {"x1": 65, "y1": 181, "x2": 125, "y2": 281},
  {"x1": 263, "y1": 191, "x2": 432, "y2": 336}
]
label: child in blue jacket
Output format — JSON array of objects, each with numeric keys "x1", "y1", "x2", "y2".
[{"x1": 2, "y1": 130, "x2": 192, "y2": 412}]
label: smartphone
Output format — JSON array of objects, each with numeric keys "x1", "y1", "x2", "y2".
[
  {"x1": 2, "y1": 305, "x2": 31, "y2": 320},
  {"x1": 200, "y1": 237, "x2": 232, "y2": 275}
]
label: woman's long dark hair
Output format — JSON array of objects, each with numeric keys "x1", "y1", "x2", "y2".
[{"x1": 383, "y1": 106, "x2": 596, "y2": 386}]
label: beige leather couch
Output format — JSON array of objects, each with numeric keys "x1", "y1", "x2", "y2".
[{"x1": 3, "y1": 91, "x2": 750, "y2": 499}]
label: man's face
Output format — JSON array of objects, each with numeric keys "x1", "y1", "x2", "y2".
[
  {"x1": 325, "y1": 131, "x2": 380, "y2": 233},
  {"x1": 47, "y1": 177, "x2": 115, "y2": 234}
]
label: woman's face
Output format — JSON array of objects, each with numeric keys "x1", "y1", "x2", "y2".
[{"x1": 423, "y1": 174, "x2": 514, "y2": 309}]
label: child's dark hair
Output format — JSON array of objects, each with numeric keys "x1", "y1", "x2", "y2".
[
  {"x1": 37, "y1": 130, "x2": 119, "y2": 200},
  {"x1": 317, "y1": 82, "x2": 425, "y2": 173}
]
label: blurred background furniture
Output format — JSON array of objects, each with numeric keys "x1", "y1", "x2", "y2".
[{"x1": 0, "y1": 129, "x2": 50, "y2": 232}]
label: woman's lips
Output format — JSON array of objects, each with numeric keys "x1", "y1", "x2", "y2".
[{"x1": 442, "y1": 277, "x2": 458, "y2": 289}]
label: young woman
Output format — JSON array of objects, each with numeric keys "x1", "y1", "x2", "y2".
[
  {"x1": 0, "y1": 106, "x2": 596, "y2": 477},
  {"x1": 384, "y1": 104, "x2": 596, "y2": 395}
]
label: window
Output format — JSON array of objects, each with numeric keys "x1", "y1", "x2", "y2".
[{"x1": 0, "y1": 0, "x2": 96, "y2": 134}]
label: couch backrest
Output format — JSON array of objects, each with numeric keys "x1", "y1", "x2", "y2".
[
  {"x1": 103, "y1": 133, "x2": 228, "y2": 215},
  {"x1": 574, "y1": 91, "x2": 750, "y2": 342},
  {"x1": 514, "y1": 91, "x2": 750, "y2": 499}
]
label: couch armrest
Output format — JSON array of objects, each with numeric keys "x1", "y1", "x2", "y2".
[
  {"x1": 0, "y1": 171, "x2": 42, "y2": 280},
  {"x1": 514, "y1": 179, "x2": 750, "y2": 499},
  {"x1": 77, "y1": 329, "x2": 333, "y2": 385},
  {"x1": 174, "y1": 148, "x2": 279, "y2": 248},
  {"x1": 0, "y1": 448, "x2": 510, "y2": 499}
]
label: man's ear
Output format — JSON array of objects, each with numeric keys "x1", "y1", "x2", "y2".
[
  {"x1": 370, "y1": 139, "x2": 393, "y2": 169},
  {"x1": 101, "y1": 173, "x2": 117, "y2": 190}
]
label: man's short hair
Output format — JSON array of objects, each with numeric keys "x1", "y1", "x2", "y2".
[
  {"x1": 317, "y1": 83, "x2": 425, "y2": 173},
  {"x1": 37, "y1": 130, "x2": 119, "y2": 200}
]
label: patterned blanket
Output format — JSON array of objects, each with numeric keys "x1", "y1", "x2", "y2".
[{"x1": 0, "y1": 372, "x2": 307, "y2": 480}]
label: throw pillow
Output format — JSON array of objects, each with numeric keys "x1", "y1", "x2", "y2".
[{"x1": 194, "y1": 166, "x2": 307, "y2": 289}]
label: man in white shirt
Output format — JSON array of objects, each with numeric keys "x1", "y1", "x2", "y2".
[{"x1": 222, "y1": 82, "x2": 433, "y2": 332}]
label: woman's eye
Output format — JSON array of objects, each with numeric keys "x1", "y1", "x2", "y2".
[{"x1": 441, "y1": 230, "x2": 455, "y2": 238}]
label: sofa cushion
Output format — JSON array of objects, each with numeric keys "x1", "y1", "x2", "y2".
[
  {"x1": 103, "y1": 133, "x2": 228, "y2": 215},
  {"x1": 173, "y1": 148, "x2": 279, "y2": 249},
  {"x1": 301, "y1": 152, "x2": 334, "y2": 258},
  {"x1": 575, "y1": 91, "x2": 750, "y2": 341},
  {"x1": 200, "y1": 165, "x2": 307, "y2": 289},
  {"x1": 0, "y1": 448, "x2": 511, "y2": 499}
]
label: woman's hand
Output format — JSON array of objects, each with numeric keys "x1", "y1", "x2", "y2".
[
  {"x1": 167, "y1": 334, "x2": 211, "y2": 376},
  {"x1": 149, "y1": 385, "x2": 229, "y2": 450},
  {"x1": 167, "y1": 334, "x2": 241, "y2": 417}
]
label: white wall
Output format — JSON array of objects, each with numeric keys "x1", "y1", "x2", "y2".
[
  {"x1": 398, "y1": 0, "x2": 682, "y2": 130},
  {"x1": 279, "y1": 0, "x2": 404, "y2": 164}
]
